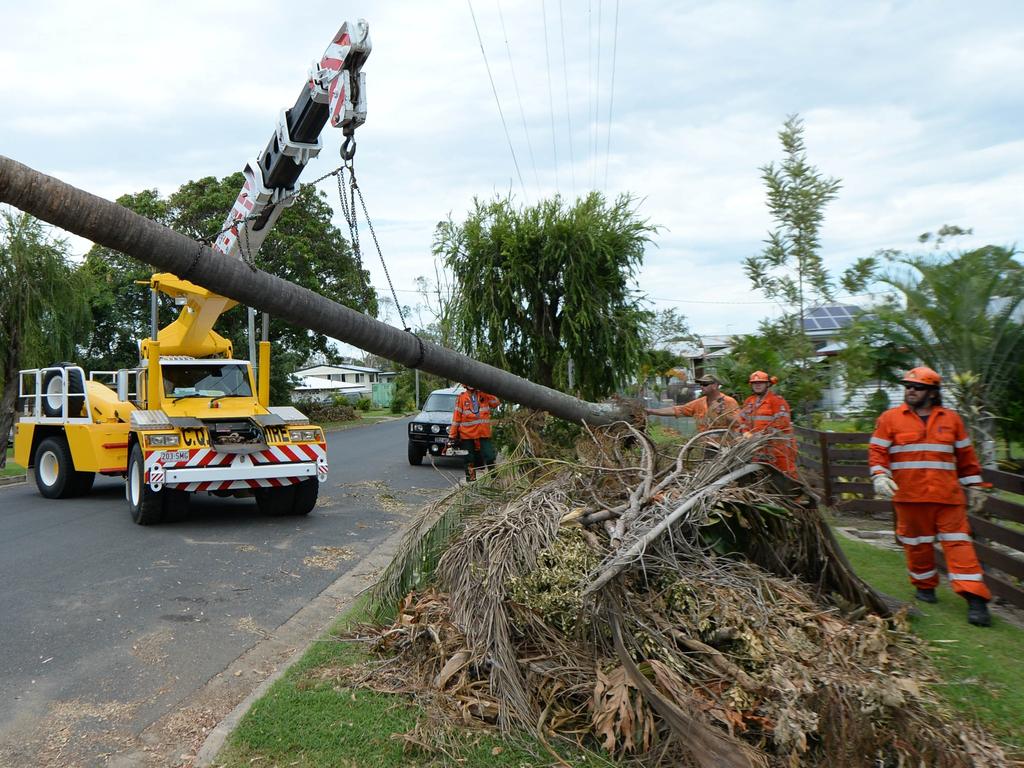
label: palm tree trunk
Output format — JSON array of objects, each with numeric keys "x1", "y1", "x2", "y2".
[{"x1": 0, "y1": 155, "x2": 624, "y2": 426}]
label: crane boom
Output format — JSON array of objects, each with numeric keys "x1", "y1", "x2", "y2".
[{"x1": 152, "y1": 19, "x2": 371, "y2": 356}]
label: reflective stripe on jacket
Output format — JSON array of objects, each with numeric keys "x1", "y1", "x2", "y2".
[
  {"x1": 737, "y1": 391, "x2": 793, "y2": 436},
  {"x1": 868, "y1": 404, "x2": 983, "y2": 503},
  {"x1": 672, "y1": 394, "x2": 740, "y2": 432},
  {"x1": 448, "y1": 390, "x2": 500, "y2": 440},
  {"x1": 737, "y1": 391, "x2": 797, "y2": 477}
]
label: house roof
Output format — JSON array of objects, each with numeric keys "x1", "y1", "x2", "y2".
[
  {"x1": 293, "y1": 375, "x2": 367, "y2": 392},
  {"x1": 296, "y1": 363, "x2": 381, "y2": 375}
]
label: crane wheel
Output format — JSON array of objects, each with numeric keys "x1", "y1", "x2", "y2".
[
  {"x1": 254, "y1": 484, "x2": 297, "y2": 516},
  {"x1": 33, "y1": 436, "x2": 77, "y2": 499},
  {"x1": 291, "y1": 478, "x2": 318, "y2": 515},
  {"x1": 127, "y1": 444, "x2": 165, "y2": 525}
]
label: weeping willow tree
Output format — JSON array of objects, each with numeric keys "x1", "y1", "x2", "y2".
[
  {"x1": 0, "y1": 210, "x2": 91, "y2": 465},
  {"x1": 434, "y1": 193, "x2": 656, "y2": 401}
]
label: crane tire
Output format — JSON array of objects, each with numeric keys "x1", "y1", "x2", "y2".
[
  {"x1": 33, "y1": 436, "x2": 76, "y2": 499},
  {"x1": 41, "y1": 364, "x2": 85, "y2": 418},
  {"x1": 127, "y1": 443, "x2": 164, "y2": 525}
]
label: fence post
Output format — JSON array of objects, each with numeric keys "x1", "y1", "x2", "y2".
[{"x1": 818, "y1": 431, "x2": 833, "y2": 506}]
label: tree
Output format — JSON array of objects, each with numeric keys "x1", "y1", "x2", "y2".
[
  {"x1": 434, "y1": 192, "x2": 656, "y2": 401},
  {"x1": 851, "y1": 243, "x2": 1024, "y2": 463},
  {"x1": 77, "y1": 174, "x2": 378, "y2": 403},
  {"x1": 0, "y1": 210, "x2": 91, "y2": 465},
  {"x1": 744, "y1": 114, "x2": 875, "y2": 323},
  {"x1": 741, "y1": 114, "x2": 875, "y2": 416},
  {"x1": 714, "y1": 317, "x2": 822, "y2": 414}
]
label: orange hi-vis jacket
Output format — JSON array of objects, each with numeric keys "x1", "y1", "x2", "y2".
[
  {"x1": 868, "y1": 404, "x2": 985, "y2": 503},
  {"x1": 449, "y1": 389, "x2": 500, "y2": 441},
  {"x1": 671, "y1": 394, "x2": 740, "y2": 432},
  {"x1": 737, "y1": 391, "x2": 797, "y2": 476}
]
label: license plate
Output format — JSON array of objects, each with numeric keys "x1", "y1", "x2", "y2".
[
  {"x1": 434, "y1": 436, "x2": 449, "y2": 443},
  {"x1": 160, "y1": 450, "x2": 190, "y2": 463}
]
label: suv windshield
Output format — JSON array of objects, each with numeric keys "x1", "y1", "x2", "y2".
[
  {"x1": 422, "y1": 393, "x2": 457, "y2": 412},
  {"x1": 163, "y1": 364, "x2": 253, "y2": 399}
]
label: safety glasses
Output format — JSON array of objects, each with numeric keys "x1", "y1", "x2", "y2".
[{"x1": 903, "y1": 383, "x2": 930, "y2": 391}]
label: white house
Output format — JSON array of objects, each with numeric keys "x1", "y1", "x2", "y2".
[{"x1": 292, "y1": 363, "x2": 395, "y2": 403}]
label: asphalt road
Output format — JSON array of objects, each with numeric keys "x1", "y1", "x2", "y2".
[{"x1": 0, "y1": 417, "x2": 462, "y2": 766}]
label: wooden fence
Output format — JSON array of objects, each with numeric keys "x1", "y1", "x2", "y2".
[{"x1": 794, "y1": 426, "x2": 1024, "y2": 610}]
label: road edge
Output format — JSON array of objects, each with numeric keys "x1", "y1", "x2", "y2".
[{"x1": 190, "y1": 523, "x2": 409, "y2": 767}]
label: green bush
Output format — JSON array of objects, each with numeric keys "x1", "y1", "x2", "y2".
[
  {"x1": 299, "y1": 401, "x2": 357, "y2": 423},
  {"x1": 354, "y1": 396, "x2": 373, "y2": 411}
]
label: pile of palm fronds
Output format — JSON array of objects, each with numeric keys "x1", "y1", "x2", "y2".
[{"x1": 359, "y1": 415, "x2": 1007, "y2": 767}]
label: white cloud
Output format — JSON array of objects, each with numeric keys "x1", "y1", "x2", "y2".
[{"x1": 3, "y1": 0, "x2": 1021, "y2": 341}]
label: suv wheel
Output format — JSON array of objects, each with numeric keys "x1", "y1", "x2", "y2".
[{"x1": 407, "y1": 442, "x2": 425, "y2": 466}]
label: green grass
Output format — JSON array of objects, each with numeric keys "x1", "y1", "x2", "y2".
[
  {"x1": 2, "y1": 448, "x2": 25, "y2": 479},
  {"x1": 321, "y1": 410, "x2": 414, "y2": 432},
  {"x1": 216, "y1": 600, "x2": 607, "y2": 768},
  {"x1": 837, "y1": 534, "x2": 1024, "y2": 754}
]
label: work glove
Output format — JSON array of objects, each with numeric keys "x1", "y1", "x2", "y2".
[
  {"x1": 872, "y1": 474, "x2": 899, "y2": 499},
  {"x1": 966, "y1": 486, "x2": 990, "y2": 514}
]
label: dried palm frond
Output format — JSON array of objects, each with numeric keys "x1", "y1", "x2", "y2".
[{"x1": 348, "y1": 414, "x2": 1010, "y2": 767}]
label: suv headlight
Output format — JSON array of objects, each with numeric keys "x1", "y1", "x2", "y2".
[
  {"x1": 146, "y1": 433, "x2": 180, "y2": 447},
  {"x1": 288, "y1": 428, "x2": 321, "y2": 442},
  {"x1": 410, "y1": 424, "x2": 425, "y2": 433},
  {"x1": 430, "y1": 425, "x2": 441, "y2": 434}
]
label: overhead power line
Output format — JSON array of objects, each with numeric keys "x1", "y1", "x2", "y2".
[
  {"x1": 593, "y1": 0, "x2": 603, "y2": 191},
  {"x1": 541, "y1": 0, "x2": 559, "y2": 194},
  {"x1": 497, "y1": 0, "x2": 541, "y2": 194},
  {"x1": 603, "y1": 0, "x2": 619, "y2": 189},
  {"x1": 467, "y1": 0, "x2": 529, "y2": 203},
  {"x1": 558, "y1": 0, "x2": 576, "y2": 197}
]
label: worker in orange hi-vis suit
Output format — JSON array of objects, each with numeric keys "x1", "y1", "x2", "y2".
[
  {"x1": 448, "y1": 385, "x2": 500, "y2": 482},
  {"x1": 869, "y1": 366, "x2": 993, "y2": 627},
  {"x1": 736, "y1": 371, "x2": 798, "y2": 478},
  {"x1": 645, "y1": 373, "x2": 740, "y2": 432}
]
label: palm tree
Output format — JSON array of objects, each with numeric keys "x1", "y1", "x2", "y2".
[
  {"x1": 871, "y1": 246, "x2": 1024, "y2": 464},
  {"x1": 0, "y1": 155, "x2": 624, "y2": 426},
  {"x1": 0, "y1": 209, "x2": 91, "y2": 465}
]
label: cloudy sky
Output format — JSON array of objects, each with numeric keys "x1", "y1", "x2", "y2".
[{"x1": 3, "y1": 0, "x2": 1022, "y2": 339}]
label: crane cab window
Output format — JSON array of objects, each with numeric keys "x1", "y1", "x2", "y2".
[{"x1": 162, "y1": 363, "x2": 253, "y2": 399}]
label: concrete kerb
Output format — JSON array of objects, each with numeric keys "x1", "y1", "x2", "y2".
[{"x1": 192, "y1": 523, "x2": 411, "y2": 767}]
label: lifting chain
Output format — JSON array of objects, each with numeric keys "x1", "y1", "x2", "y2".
[{"x1": 336, "y1": 138, "x2": 409, "y2": 333}]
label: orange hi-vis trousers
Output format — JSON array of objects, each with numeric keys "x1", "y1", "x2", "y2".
[{"x1": 894, "y1": 501, "x2": 991, "y2": 600}]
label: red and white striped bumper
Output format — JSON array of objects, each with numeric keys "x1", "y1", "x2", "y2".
[{"x1": 144, "y1": 443, "x2": 328, "y2": 493}]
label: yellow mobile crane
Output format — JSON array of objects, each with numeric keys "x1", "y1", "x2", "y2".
[{"x1": 13, "y1": 20, "x2": 371, "y2": 524}]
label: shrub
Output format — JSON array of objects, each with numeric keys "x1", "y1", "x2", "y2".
[
  {"x1": 354, "y1": 396, "x2": 373, "y2": 411},
  {"x1": 299, "y1": 401, "x2": 357, "y2": 423}
]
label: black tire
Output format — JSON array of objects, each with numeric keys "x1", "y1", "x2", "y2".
[
  {"x1": 291, "y1": 478, "x2": 318, "y2": 516},
  {"x1": 127, "y1": 443, "x2": 165, "y2": 525},
  {"x1": 407, "y1": 442, "x2": 425, "y2": 466},
  {"x1": 70, "y1": 471, "x2": 96, "y2": 496},
  {"x1": 163, "y1": 489, "x2": 191, "y2": 523},
  {"x1": 41, "y1": 365, "x2": 85, "y2": 418},
  {"x1": 254, "y1": 484, "x2": 297, "y2": 516},
  {"x1": 33, "y1": 436, "x2": 76, "y2": 499}
]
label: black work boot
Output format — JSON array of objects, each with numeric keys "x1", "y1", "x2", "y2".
[
  {"x1": 915, "y1": 588, "x2": 938, "y2": 604},
  {"x1": 965, "y1": 594, "x2": 992, "y2": 627}
]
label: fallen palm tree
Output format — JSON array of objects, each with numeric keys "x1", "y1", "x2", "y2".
[{"x1": 355, "y1": 418, "x2": 1008, "y2": 767}]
